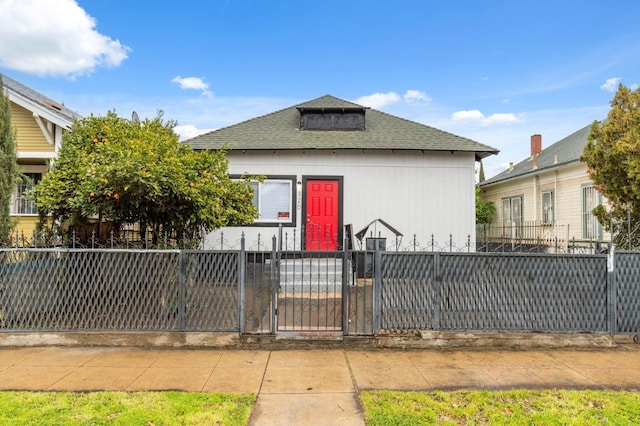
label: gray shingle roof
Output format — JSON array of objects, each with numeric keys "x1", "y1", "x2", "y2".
[
  {"x1": 184, "y1": 95, "x2": 498, "y2": 160},
  {"x1": 481, "y1": 123, "x2": 596, "y2": 186},
  {"x1": 1, "y1": 73, "x2": 80, "y2": 123}
]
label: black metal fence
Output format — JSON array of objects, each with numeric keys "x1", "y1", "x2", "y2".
[
  {"x1": 379, "y1": 252, "x2": 610, "y2": 333},
  {"x1": 2, "y1": 228, "x2": 203, "y2": 250},
  {"x1": 0, "y1": 241, "x2": 638, "y2": 337},
  {"x1": 0, "y1": 249, "x2": 239, "y2": 332},
  {"x1": 475, "y1": 222, "x2": 614, "y2": 254}
]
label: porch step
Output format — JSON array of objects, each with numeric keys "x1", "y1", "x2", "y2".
[{"x1": 276, "y1": 258, "x2": 353, "y2": 289}]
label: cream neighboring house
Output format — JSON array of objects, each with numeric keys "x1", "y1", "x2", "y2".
[
  {"x1": 2, "y1": 74, "x2": 79, "y2": 237},
  {"x1": 479, "y1": 125, "x2": 609, "y2": 250}
]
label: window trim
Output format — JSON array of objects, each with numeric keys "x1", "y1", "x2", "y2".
[{"x1": 232, "y1": 175, "x2": 297, "y2": 227}]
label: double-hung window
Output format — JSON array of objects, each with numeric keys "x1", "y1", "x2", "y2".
[
  {"x1": 501, "y1": 195, "x2": 523, "y2": 237},
  {"x1": 249, "y1": 178, "x2": 294, "y2": 224},
  {"x1": 581, "y1": 184, "x2": 601, "y2": 240},
  {"x1": 541, "y1": 190, "x2": 554, "y2": 225},
  {"x1": 12, "y1": 172, "x2": 41, "y2": 215},
  {"x1": 501, "y1": 195, "x2": 523, "y2": 225}
]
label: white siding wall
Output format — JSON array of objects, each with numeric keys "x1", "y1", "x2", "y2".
[{"x1": 204, "y1": 149, "x2": 477, "y2": 250}]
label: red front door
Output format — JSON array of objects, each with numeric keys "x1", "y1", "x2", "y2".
[{"x1": 305, "y1": 179, "x2": 339, "y2": 250}]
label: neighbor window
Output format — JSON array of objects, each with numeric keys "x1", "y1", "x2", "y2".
[
  {"x1": 541, "y1": 190, "x2": 554, "y2": 225},
  {"x1": 249, "y1": 179, "x2": 294, "y2": 223},
  {"x1": 581, "y1": 184, "x2": 601, "y2": 240},
  {"x1": 12, "y1": 172, "x2": 41, "y2": 215},
  {"x1": 501, "y1": 195, "x2": 523, "y2": 238},
  {"x1": 501, "y1": 196, "x2": 523, "y2": 225}
]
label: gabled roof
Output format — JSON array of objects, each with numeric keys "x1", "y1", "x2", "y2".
[
  {"x1": 481, "y1": 123, "x2": 595, "y2": 187},
  {"x1": 1, "y1": 73, "x2": 80, "y2": 128},
  {"x1": 184, "y1": 95, "x2": 499, "y2": 160}
]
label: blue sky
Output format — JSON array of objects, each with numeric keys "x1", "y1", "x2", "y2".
[{"x1": 1, "y1": 0, "x2": 640, "y2": 178}]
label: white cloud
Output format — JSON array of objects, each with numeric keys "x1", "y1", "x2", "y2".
[
  {"x1": 172, "y1": 76, "x2": 208, "y2": 91},
  {"x1": 601, "y1": 77, "x2": 621, "y2": 92},
  {"x1": 452, "y1": 110, "x2": 485, "y2": 121},
  {"x1": 452, "y1": 110, "x2": 522, "y2": 126},
  {"x1": 631, "y1": 83, "x2": 640, "y2": 91},
  {"x1": 174, "y1": 124, "x2": 215, "y2": 141},
  {"x1": 172, "y1": 76, "x2": 213, "y2": 98},
  {"x1": 0, "y1": 0, "x2": 129, "y2": 77},
  {"x1": 355, "y1": 92, "x2": 401, "y2": 108},
  {"x1": 403, "y1": 90, "x2": 431, "y2": 103},
  {"x1": 355, "y1": 90, "x2": 432, "y2": 109},
  {"x1": 482, "y1": 113, "x2": 522, "y2": 125}
]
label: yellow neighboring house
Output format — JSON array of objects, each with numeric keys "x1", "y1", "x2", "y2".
[
  {"x1": 479, "y1": 127, "x2": 610, "y2": 251},
  {"x1": 2, "y1": 74, "x2": 80, "y2": 238}
]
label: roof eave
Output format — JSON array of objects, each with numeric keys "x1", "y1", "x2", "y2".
[
  {"x1": 7, "y1": 88, "x2": 75, "y2": 129},
  {"x1": 480, "y1": 159, "x2": 583, "y2": 187}
]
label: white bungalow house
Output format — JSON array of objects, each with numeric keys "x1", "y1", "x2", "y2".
[
  {"x1": 479, "y1": 126, "x2": 610, "y2": 251},
  {"x1": 1, "y1": 74, "x2": 79, "y2": 237},
  {"x1": 184, "y1": 95, "x2": 498, "y2": 251}
]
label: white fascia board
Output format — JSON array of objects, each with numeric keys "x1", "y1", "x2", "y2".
[
  {"x1": 17, "y1": 151, "x2": 56, "y2": 159},
  {"x1": 6, "y1": 88, "x2": 73, "y2": 130}
]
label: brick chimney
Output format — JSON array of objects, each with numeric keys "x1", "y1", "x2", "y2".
[{"x1": 531, "y1": 134, "x2": 542, "y2": 157}]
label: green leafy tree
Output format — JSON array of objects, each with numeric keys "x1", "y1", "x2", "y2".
[
  {"x1": 33, "y1": 111, "x2": 257, "y2": 245},
  {"x1": 0, "y1": 76, "x2": 19, "y2": 244},
  {"x1": 582, "y1": 83, "x2": 640, "y2": 247},
  {"x1": 475, "y1": 186, "x2": 496, "y2": 224}
]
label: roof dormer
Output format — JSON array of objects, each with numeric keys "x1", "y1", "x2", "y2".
[{"x1": 297, "y1": 107, "x2": 365, "y2": 131}]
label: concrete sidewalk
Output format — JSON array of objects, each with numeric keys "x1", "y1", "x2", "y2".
[{"x1": 0, "y1": 344, "x2": 639, "y2": 425}]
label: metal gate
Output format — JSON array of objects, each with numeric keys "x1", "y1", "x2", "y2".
[
  {"x1": 242, "y1": 244, "x2": 375, "y2": 336},
  {"x1": 275, "y1": 251, "x2": 345, "y2": 334}
]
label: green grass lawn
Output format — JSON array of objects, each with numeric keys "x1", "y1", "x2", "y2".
[
  {"x1": 361, "y1": 389, "x2": 640, "y2": 425},
  {"x1": 3, "y1": 389, "x2": 640, "y2": 425},
  {"x1": 0, "y1": 391, "x2": 255, "y2": 425}
]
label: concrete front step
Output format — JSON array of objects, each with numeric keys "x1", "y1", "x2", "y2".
[{"x1": 277, "y1": 258, "x2": 353, "y2": 287}]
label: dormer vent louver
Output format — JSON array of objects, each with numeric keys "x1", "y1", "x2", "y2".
[{"x1": 298, "y1": 107, "x2": 365, "y2": 131}]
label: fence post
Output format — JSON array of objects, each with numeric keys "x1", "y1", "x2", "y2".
[
  {"x1": 607, "y1": 245, "x2": 617, "y2": 335},
  {"x1": 342, "y1": 236, "x2": 349, "y2": 334},
  {"x1": 434, "y1": 252, "x2": 441, "y2": 330},
  {"x1": 270, "y1": 236, "x2": 278, "y2": 334},
  {"x1": 178, "y1": 250, "x2": 186, "y2": 331},
  {"x1": 373, "y1": 243, "x2": 382, "y2": 334},
  {"x1": 238, "y1": 235, "x2": 246, "y2": 334}
]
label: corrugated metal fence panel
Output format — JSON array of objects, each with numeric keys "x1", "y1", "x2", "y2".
[
  {"x1": 439, "y1": 253, "x2": 608, "y2": 332},
  {"x1": 183, "y1": 251, "x2": 239, "y2": 331},
  {"x1": 616, "y1": 251, "x2": 640, "y2": 335},
  {"x1": 380, "y1": 252, "x2": 436, "y2": 330}
]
